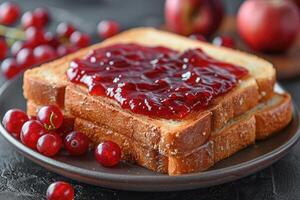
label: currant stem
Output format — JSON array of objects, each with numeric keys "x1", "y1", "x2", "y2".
[{"x1": 0, "y1": 24, "x2": 25, "y2": 41}]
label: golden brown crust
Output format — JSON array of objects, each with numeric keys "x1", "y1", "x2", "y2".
[
  {"x1": 26, "y1": 93, "x2": 292, "y2": 175},
  {"x1": 255, "y1": 93, "x2": 292, "y2": 139},
  {"x1": 65, "y1": 80, "x2": 259, "y2": 156},
  {"x1": 74, "y1": 118, "x2": 168, "y2": 173},
  {"x1": 23, "y1": 28, "x2": 276, "y2": 157},
  {"x1": 23, "y1": 74, "x2": 66, "y2": 108}
]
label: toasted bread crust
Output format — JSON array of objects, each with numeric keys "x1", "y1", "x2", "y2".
[
  {"x1": 255, "y1": 94, "x2": 292, "y2": 139},
  {"x1": 65, "y1": 79, "x2": 259, "y2": 156},
  {"x1": 23, "y1": 75, "x2": 66, "y2": 108},
  {"x1": 23, "y1": 28, "x2": 288, "y2": 175},
  {"x1": 26, "y1": 93, "x2": 292, "y2": 175},
  {"x1": 23, "y1": 28, "x2": 275, "y2": 113}
]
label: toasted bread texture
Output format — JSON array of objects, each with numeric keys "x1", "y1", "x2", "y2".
[
  {"x1": 27, "y1": 93, "x2": 292, "y2": 175},
  {"x1": 23, "y1": 28, "x2": 275, "y2": 107},
  {"x1": 23, "y1": 28, "x2": 276, "y2": 157}
]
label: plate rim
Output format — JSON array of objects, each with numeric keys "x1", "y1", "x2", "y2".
[{"x1": 0, "y1": 77, "x2": 300, "y2": 190}]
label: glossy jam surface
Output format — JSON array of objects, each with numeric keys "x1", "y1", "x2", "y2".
[{"x1": 67, "y1": 44, "x2": 248, "y2": 119}]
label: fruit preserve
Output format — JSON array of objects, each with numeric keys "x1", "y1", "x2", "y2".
[{"x1": 67, "y1": 44, "x2": 248, "y2": 119}]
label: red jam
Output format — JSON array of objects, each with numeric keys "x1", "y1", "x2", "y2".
[{"x1": 67, "y1": 44, "x2": 248, "y2": 119}]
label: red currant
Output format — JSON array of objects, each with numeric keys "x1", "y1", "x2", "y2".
[
  {"x1": 56, "y1": 45, "x2": 78, "y2": 57},
  {"x1": 97, "y1": 20, "x2": 120, "y2": 39},
  {"x1": 189, "y1": 34, "x2": 207, "y2": 42},
  {"x1": 44, "y1": 32, "x2": 60, "y2": 49},
  {"x1": 21, "y1": 120, "x2": 46, "y2": 149},
  {"x1": 37, "y1": 133, "x2": 62, "y2": 157},
  {"x1": 70, "y1": 31, "x2": 90, "y2": 48},
  {"x1": 56, "y1": 22, "x2": 75, "y2": 38},
  {"x1": 34, "y1": 45, "x2": 57, "y2": 64},
  {"x1": 0, "y1": 38, "x2": 8, "y2": 60},
  {"x1": 16, "y1": 48, "x2": 35, "y2": 68},
  {"x1": 34, "y1": 7, "x2": 50, "y2": 26},
  {"x1": 21, "y1": 11, "x2": 45, "y2": 29},
  {"x1": 29, "y1": 116, "x2": 37, "y2": 120},
  {"x1": 0, "y1": 58, "x2": 21, "y2": 79},
  {"x1": 64, "y1": 131, "x2": 90, "y2": 156},
  {"x1": 212, "y1": 36, "x2": 236, "y2": 49},
  {"x1": 46, "y1": 181, "x2": 74, "y2": 200},
  {"x1": 37, "y1": 105, "x2": 63, "y2": 131},
  {"x1": 95, "y1": 141, "x2": 121, "y2": 167},
  {"x1": 11, "y1": 41, "x2": 32, "y2": 57},
  {"x1": 0, "y1": 2, "x2": 20, "y2": 25},
  {"x1": 2, "y1": 109, "x2": 29, "y2": 139},
  {"x1": 25, "y1": 27, "x2": 47, "y2": 47}
]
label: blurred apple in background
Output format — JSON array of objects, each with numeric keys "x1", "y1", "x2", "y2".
[
  {"x1": 293, "y1": 0, "x2": 300, "y2": 8},
  {"x1": 237, "y1": 0, "x2": 300, "y2": 53},
  {"x1": 165, "y1": 0, "x2": 224, "y2": 37}
]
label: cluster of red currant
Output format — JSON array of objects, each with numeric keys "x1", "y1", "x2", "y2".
[
  {"x1": 2, "y1": 106, "x2": 121, "y2": 164},
  {"x1": 0, "y1": 1, "x2": 120, "y2": 80},
  {"x1": 2, "y1": 106, "x2": 121, "y2": 199}
]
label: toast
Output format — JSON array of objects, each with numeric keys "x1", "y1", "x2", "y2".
[
  {"x1": 23, "y1": 28, "x2": 276, "y2": 157},
  {"x1": 27, "y1": 93, "x2": 292, "y2": 175}
]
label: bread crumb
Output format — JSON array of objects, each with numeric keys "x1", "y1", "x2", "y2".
[{"x1": 239, "y1": 98, "x2": 244, "y2": 105}]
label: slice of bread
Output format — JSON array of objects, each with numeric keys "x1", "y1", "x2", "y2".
[
  {"x1": 23, "y1": 28, "x2": 276, "y2": 156},
  {"x1": 26, "y1": 93, "x2": 292, "y2": 175}
]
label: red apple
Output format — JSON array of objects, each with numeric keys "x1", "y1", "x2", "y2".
[
  {"x1": 237, "y1": 0, "x2": 300, "y2": 53},
  {"x1": 165, "y1": 0, "x2": 224, "y2": 37}
]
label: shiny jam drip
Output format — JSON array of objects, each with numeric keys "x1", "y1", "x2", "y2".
[{"x1": 67, "y1": 44, "x2": 248, "y2": 119}]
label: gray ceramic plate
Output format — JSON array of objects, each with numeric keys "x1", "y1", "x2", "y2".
[{"x1": 0, "y1": 76, "x2": 299, "y2": 191}]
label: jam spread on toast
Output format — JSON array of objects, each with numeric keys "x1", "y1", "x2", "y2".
[{"x1": 67, "y1": 44, "x2": 248, "y2": 119}]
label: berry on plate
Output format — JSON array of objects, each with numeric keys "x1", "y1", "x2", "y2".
[
  {"x1": 37, "y1": 133, "x2": 62, "y2": 157},
  {"x1": 20, "y1": 120, "x2": 46, "y2": 149},
  {"x1": 37, "y1": 105, "x2": 63, "y2": 131},
  {"x1": 95, "y1": 141, "x2": 121, "y2": 167},
  {"x1": 2, "y1": 109, "x2": 29, "y2": 138},
  {"x1": 64, "y1": 131, "x2": 90, "y2": 156}
]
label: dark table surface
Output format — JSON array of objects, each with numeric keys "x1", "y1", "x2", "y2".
[{"x1": 1, "y1": 0, "x2": 300, "y2": 199}]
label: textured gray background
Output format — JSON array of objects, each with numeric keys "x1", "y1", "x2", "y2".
[{"x1": 1, "y1": 0, "x2": 300, "y2": 199}]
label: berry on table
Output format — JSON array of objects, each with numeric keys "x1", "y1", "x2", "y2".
[
  {"x1": 37, "y1": 133, "x2": 62, "y2": 157},
  {"x1": 212, "y1": 35, "x2": 236, "y2": 48},
  {"x1": 44, "y1": 32, "x2": 60, "y2": 49},
  {"x1": 25, "y1": 27, "x2": 47, "y2": 47},
  {"x1": 95, "y1": 141, "x2": 121, "y2": 167},
  {"x1": 0, "y1": 38, "x2": 8, "y2": 60},
  {"x1": 34, "y1": 7, "x2": 50, "y2": 26},
  {"x1": 11, "y1": 41, "x2": 31, "y2": 57},
  {"x1": 56, "y1": 22, "x2": 76, "y2": 39},
  {"x1": 46, "y1": 181, "x2": 74, "y2": 200},
  {"x1": 97, "y1": 20, "x2": 120, "y2": 39},
  {"x1": 0, "y1": 2, "x2": 20, "y2": 25},
  {"x1": 20, "y1": 120, "x2": 46, "y2": 149},
  {"x1": 21, "y1": 11, "x2": 45, "y2": 29},
  {"x1": 64, "y1": 131, "x2": 90, "y2": 156},
  {"x1": 70, "y1": 31, "x2": 90, "y2": 48},
  {"x1": 0, "y1": 58, "x2": 21, "y2": 79},
  {"x1": 16, "y1": 48, "x2": 35, "y2": 68},
  {"x1": 37, "y1": 105, "x2": 63, "y2": 131},
  {"x1": 2, "y1": 109, "x2": 29, "y2": 139},
  {"x1": 33, "y1": 45, "x2": 57, "y2": 64}
]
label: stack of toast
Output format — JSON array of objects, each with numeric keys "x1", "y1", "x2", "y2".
[{"x1": 23, "y1": 28, "x2": 292, "y2": 175}]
